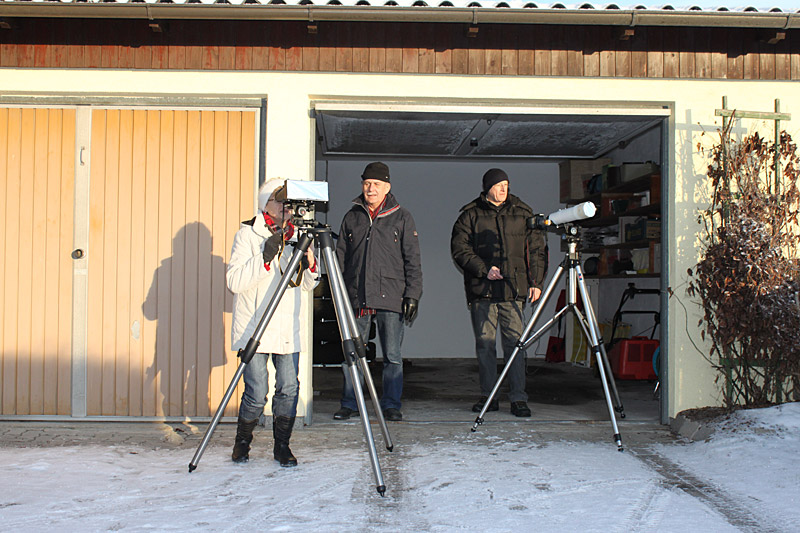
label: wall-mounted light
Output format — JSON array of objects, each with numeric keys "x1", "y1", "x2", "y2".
[
  {"x1": 618, "y1": 28, "x2": 635, "y2": 40},
  {"x1": 760, "y1": 30, "x2": 786, "y2": 45},
  {"x1": 307, "y1": 7, "x2": 318, "y2": 34}
]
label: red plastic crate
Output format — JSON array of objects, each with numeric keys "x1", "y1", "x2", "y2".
[{"x1": 609, "y1": 337, "x2": 658, "y2": 380}]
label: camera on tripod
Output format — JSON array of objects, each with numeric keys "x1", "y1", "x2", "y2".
[{"x1": 272, "y1": 180, "x2": 329, "y2": 228}]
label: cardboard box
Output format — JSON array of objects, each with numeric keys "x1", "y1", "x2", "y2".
[
  {"x1": 625, "y1": 219, "x2": 660, "y2": 242},
  {"x1": 650, "y1": 173, "x2": 661, "y2": 204},
  {"x1": 649, "y1": 241, "x2": 662, "y2": 274},
  {"x1": 619, "y1": 162, "x2": 660, "y2": 183},
  {"x1": 559, "y1": 158, "x2": 611, "y2": 202}
]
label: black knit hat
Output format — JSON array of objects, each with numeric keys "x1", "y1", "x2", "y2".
[
  {"x1": 482, "y1": 168, "x2": 509, "y2": 193},
  {"x1": 361, "y1": 162, "x2": 390, "y2": 183}
]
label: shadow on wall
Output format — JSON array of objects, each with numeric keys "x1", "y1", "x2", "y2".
[{"x1": 142, "y1": 222, "x2": 232, "y2": 418}]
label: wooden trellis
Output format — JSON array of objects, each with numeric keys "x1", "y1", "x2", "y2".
[{"x1": 715, "y1": 96, "x2": 792, "y2": 194}]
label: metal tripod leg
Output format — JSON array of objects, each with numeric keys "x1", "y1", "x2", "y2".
[
  {"x1": 469, "y1": 243, "x2": 626, "y2": 451},
  {"x1": 188, "y1": 360, "x2": 247, "y2": 472},
  {"x1": 573, "y1": 266, "x2": 624, "y2": 451},
  {"x1": 578, "y1": 274, "x2": 625, "y2": 418},
  {"x1": 472, "y1": 263, "x2": 566, "y2": 431},
  {"x1": 316, "y1": 231, "x2": 393, "y2": 451},
  {"x1": 189, "y1": 232, "x2": 313, "y2": 473},
  {"x1": 320, "y1": 248, "x2": 393, "y2": 451},
  {"x1": 316, "y1": 229, "x2": 390, "y2": 495}
]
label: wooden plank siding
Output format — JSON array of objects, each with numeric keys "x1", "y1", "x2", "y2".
[
  {"x1": 1, "y1": 19, "x2": 797, "y2": 80},
  {"x1": 0, "y1": 107, "x2": 75, "y2": 416},
  {"x1": 86, "y1": 109, "x2": 255, "y2": 418}
]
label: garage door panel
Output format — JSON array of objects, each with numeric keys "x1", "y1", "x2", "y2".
[
  {"x1": 16, "y1": 108, "x2": 36, "y2": 416},
  {"x1": 115, "y1": 109, "x2": 134, "y2": 415},
  {"x1": 182, "y1": 111, "x2": 201, "y2": 416},
  {"x1": 1, "y1": 107, "x2": 19, "y2": 415},
  {"x1": 56, "y1": 109, "x2": 76, "y2": 415},
  {"x1": 102, "y1": 109, "x2": 121, "y2": 417},
  {"x1": 28, "y1": 108, "x2": 51, "y2": 414},
  {"x1": 86, "y1": 108, "x2": 106, "y2": 416},
  {"x1": 87, "y1": 108, "x2": 255, "y2": 418},
  {"x1": 128, "y1": 109, "x2": 147, "y2": 416},
  {"x1": 1, "y1": 107, "x2": 75, "y2": 416},
  {"x1": 168, "y1": 110, "x2": 187, "y2": 417}
]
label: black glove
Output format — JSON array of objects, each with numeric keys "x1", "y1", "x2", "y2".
[
  {"x1": 402, "y1": 297, "x2": 419, "y2": 325},
  {"x1": 262, "y1": 232, "x2": 282, "y2": 264}
]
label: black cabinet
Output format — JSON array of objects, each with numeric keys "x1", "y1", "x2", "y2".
[{"x1": 312, "y1": 275, "x2": 376, "y2": 365}]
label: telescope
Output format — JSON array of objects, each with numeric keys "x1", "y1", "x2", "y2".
[
  {"x1": 273, "y1": 179, "x2": 329, "y2": 228},
  {"x1": 527, "y1": 201, "x2": 596, "y2": 230}
]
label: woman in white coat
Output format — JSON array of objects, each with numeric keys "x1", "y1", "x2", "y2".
[{"x1": 227, "y1": 179, "x2": 319, "y2": 467}]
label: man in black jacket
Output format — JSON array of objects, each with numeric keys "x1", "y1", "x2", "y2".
[
  {"x1": 451, "y1": 168, "x2": 547, "y2": 417},
  {"x1": 333, "y1": 162, "x2": 423, "y2": 422}
]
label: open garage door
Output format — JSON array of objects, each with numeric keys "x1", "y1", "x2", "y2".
[{"x1": 311, "y1": 101, "x2": 670, "y2": 424}]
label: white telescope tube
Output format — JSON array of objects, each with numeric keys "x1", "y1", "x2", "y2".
[{"x1": 547, "y1": 202, "x2": 596, "y2": 225}]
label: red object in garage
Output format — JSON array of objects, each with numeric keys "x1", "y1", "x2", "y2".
[{"x1": 609, "y1": 337, "x2": 659, "y2": 380}]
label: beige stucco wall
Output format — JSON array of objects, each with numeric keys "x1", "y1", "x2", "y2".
[{"x1": 3, "y1": 69, "x2": 797, "y2": 420}]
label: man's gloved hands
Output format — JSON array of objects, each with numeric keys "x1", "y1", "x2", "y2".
[
  {"x1": 402, "y1": 297, "x2": 419, "y2": 325},
  {"x1": 262, "y1": 232, "x2": 283, "y2": 264}
]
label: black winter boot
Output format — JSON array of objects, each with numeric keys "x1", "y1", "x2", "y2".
[
  {"x1": 231, "y1": 417, "x2": 259, "y2": 463},
  {"x1": 273, "y1": 416, "x2": 298, "y2": 467}
]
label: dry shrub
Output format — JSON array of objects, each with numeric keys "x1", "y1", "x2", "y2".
[{"x1": 688, "y1": 124, "x2": 800, "y2": 408}]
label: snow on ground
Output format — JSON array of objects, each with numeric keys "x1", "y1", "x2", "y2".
[
  {"x1": 658, "y1": 402, "x2": 800, "y2": 530},
  {"x1": 1, "y1": 404, "x2": 799, "y2": 532}
]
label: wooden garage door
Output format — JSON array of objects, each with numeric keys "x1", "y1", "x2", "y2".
[
  {"x1": 86, "y1": 109, "x2": 256, "y2": 417},
  {"x1": 1, "y1": 107, "x2": 76, "y2": 416}
]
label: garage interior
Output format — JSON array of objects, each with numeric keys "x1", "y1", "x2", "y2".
[{"x1": 308, "y1": 106, "x2": 666, "y2": 424}]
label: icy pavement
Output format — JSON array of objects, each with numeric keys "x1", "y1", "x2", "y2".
[{"x1": 1, "y1": 404, "x2": 799, "y2": 532}]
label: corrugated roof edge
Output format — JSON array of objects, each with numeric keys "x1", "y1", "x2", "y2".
[
  {"x1": 0, "y1": 0, "x2": 798, "y2": 26},
  {"x1": 0, "y1": 1, "x2": 796, "y2": 8}
]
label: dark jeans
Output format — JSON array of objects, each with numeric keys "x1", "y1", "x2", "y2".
[
  {"x1": 469, "y1": 300, "x2": 527, "y2": 403},
  {"x1": 238, "y1": 352, "x2": 300, "y2": 421},
  {"x1": 340, "y1": 310, "x2": 404, "y2": 411}
]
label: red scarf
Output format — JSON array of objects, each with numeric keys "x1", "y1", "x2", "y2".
[
  {"x1": 261, "y1": 212, "x2": 315, "y2": 273},
  {"x1": 263, "y1": 211, "x2": 295, "y2": 241},
  {"x1": 368, "y1": 197, "x2": 387, "y2": 220}
]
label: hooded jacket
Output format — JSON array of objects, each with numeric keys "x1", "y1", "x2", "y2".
[
  {"x1": 227, "y1": 211, "x2": 319, "y2": 354},
  {"x1": 336, "y1": 192, "x2": 423, "y2": 314},
  {"x1": 451, "y1": 192, "x2": 547, "y2": 303}
]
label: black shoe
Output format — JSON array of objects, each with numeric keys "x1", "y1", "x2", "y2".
[
  {"x1": 510, "y1": 401, "x2": 532, "y2": 418},
  {"x1": 472, "y1": 396, "x2": 499, "y2": 413},
  {"x1": 231, "y1": 417, "x2": 258, "y2": 463},
  {"x1": 273, "y1": 416, "x2": 298, "y2": 468},
  {"x1": 333, "y1": 407, "x2": 359, "y2": 420},
  {"x1": 383, "y1": 408, "x2": 403, "y2": 421}
]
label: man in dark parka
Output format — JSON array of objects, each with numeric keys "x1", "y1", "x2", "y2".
[
  {"x1": 451, "y1": 168, "x2": 547, "y2": 417},
  {"x1": 333, "y1": 162, "x2": 423, "y2": 422}
]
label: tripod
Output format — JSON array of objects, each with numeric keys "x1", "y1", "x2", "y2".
[
  {"x1": 471, "y1": 225, "x2": 626, "y2": 451},
  {"x1": 189, "y1": 225, "x2": 393, "y2": 496}
]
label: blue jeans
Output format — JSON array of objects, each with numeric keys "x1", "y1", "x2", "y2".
[
  {"x1": 238, "y1": 352, "x2": 300, "y2": 421},
  {"x1": 340, "y1": 311, "x2": 404, "y2": 411},
  {"x1": 470, "y1": 300, "x2": 527, "y2": 403}
]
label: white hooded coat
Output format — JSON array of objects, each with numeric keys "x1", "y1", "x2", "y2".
[{"x1": 227, "y1": 209, "x2": 319, "y2": 354}]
